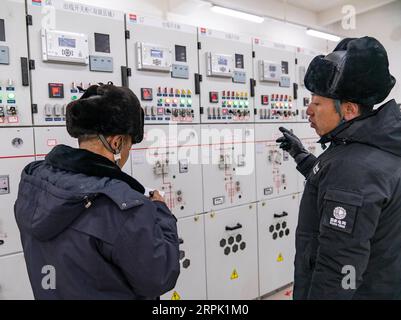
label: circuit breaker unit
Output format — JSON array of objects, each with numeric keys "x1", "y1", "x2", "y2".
[
  {"x1": 201, "y1": 124, "x2": 256, "y2": 212},
  {"x1": 131, "y1": 125, "x2": 203, "y2": 219},
  {"x1": 255, "y1": 123, "x2": 300, "y2": 200}
]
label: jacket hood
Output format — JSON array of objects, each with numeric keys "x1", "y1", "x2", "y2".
[
  {"x1": 15, "y1": 145, "x2": 145, "y2": 241},
  {"x1": 319, "y1": 99, "x2": 401, "y2": 157}
]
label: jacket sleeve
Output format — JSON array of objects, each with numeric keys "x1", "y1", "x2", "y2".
[
  {"x1": 112, "y1": 199, "x2": 180, "y2": 298},
  {"x1": 307, "y1": 159, "x2": 390, "y2": 299},
  {"x1": 296, "y1": 153, "x2": 317, "y2": 178}
]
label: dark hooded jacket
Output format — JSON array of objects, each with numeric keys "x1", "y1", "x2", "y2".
[
  {"x1": 294, "y1": 99, "x2": 401, "y2": 299},
  {"x1": 14, "y1": 145, "x2": 180, "y2": 300}
]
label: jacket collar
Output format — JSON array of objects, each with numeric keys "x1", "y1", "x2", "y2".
[
  {"x1": 45, "y1": 144, "x2": 145, "y2": 194},
  {"x1": 317, "y1": 101, "x2": 388, "y2": 147}
]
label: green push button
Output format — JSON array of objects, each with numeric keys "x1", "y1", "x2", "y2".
[
  {"x1": 71, "y1": 95, "x2": 78, "y2": 101},
  {"x1": 7, "y1": 93, "x2": 15, "y2": 100}
]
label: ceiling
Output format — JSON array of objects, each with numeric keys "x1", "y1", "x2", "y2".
[
  {"x1": 204, "y1": 0, "x2": 398, "y2": 27},
  {"x1": 283, "y1": 0, "x2": 352, "y2": 13}
]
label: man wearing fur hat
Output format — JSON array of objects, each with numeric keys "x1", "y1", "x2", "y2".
[
  {"x1": 277, "y1": 37, "x2": 399, "y2": 299},
  {"x1": 15, "y1": 84, "x2": 180, "y2": 299}
]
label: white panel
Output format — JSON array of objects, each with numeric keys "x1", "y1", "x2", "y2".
[
  {"x1": 161, "y1": 215, "x2": 207, "y2": 300},
  {"x1": 131, "y1": 124, "x2": 203, "y2": 218},
  {"x1": 255, "y1": 123, "x2": 299, "y2": 200},
  {"x1": 295, "y1": 47, "x2": 322, "y2": 122},
  {"x1": 205, "y1": 204, "x2": 258, "y2": 300},
  {"x1": 0, "y1": 0, "x2": 32, "y2": 126},
  {"x1": 201, "y1": 124, "x2": 256, "y2": 212},
  {"x1": 34, "y1": 126, "x2": 78, "y2": 160},
  {"x1": 34, "y1": 126, "x2": 131, "y2": 175},
  {"x1": 0, "y1": 127, "x2": 35, "y2": 256},
  {"x1": 257, "y1": 195, "x2": 298, "y2": 296},
  {"x1": 0, "y1": 253, "x2": 33, "y2": 300}
]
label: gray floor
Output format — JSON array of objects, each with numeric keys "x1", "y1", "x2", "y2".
[{"x1": 262, "y1": 284, "x2": 293, "y2": 300}]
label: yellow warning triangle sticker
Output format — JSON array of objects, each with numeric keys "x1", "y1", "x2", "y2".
[
  {"x1": 171, "y1": 291, "x2": 181, "y2": 300},
  {"x1": 230, "y1": 269, "x2": 239, "y2": 280},
  {"x1": 277, "y1": 253, "x2": 284, "y2": 262}
]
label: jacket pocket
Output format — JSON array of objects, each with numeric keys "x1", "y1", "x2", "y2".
[{"x1": 321, "y1": 188, "x2": 363, "y2": 235}]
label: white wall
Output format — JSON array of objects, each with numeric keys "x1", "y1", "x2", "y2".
[
  {"x1": 74, "y1": 0, "x2": 329, "y2": 53},
  {"x1": 327, "y1": 1, "x2": 401, "y2": 103}
]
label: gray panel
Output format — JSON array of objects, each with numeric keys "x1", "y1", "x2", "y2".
[
  {"x1": 0, "y1": 46, "x2": 10, "y2": 65},
  {"x1": 171, "y1": 64, "x2": 189, "y2": 79},
  {"x1": 233, "y1": 70, "x2": 246, "y2": 83},
  {"x1": 89, "y1": 55, "x2": 113, "y2": 72}
]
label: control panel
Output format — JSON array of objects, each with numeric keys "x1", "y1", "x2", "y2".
[
  {"x1": 126, "y1": 14, "x2": 200, "y2": 124},
  {"x1": 27, "y1": 0, "x2": 127, "y2": 125},
  {"x1": 198, "y1": 28, "x2": 254, "y2": 123},
  {"x1": 0, "y1": 0, "x2": 32, "y2": 126},
  {"x1": 253, "y1": 38, "x2": 298, "y2": 122}
]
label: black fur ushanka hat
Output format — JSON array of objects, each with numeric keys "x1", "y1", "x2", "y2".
[
  {"x1": 66, "y1": 84, "x2": 144, "y2": 144},
  {"x1": 304, "y1": 36, "x2": 396, "y2": 105}
]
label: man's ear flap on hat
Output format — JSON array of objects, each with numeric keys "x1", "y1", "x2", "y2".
[
  {"x1": 79, "y1": 84, "x2": 101, "y2": 99},
  {"x1": 132, "y1": 106, "x2": 145, "y2": 144},
  {"x1": 333, "y1": 38, "x2": 356, "y2": 51},
  {"x1": 304, "y1": 55, "x2": 337, "y2": 97}
]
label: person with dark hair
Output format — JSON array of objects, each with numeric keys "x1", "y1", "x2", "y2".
[
  {"x1": 277, "y1": 37, "x2": 401, "y2": 299},
  {"x1": 14, "y1": 84, "x2": 180, "y2": 299}
]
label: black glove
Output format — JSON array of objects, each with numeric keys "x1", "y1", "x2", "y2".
[{"x1": 276, "y1": 127, "x2": 309, "y2": 160}]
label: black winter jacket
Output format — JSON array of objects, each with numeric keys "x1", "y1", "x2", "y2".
[
  {"x1": 14, "y1": 145, "x2": 180, "y2": 300},
  {"x1": 294, "y1": 99, "x2": 401, "y2": 299}
]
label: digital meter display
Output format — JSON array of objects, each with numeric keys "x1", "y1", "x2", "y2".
[
  {"x1": 95, "y1": 33, "x2": 110, "y2": 53},
  {"x1": 235, "y1": 54, "x2": 244, "y2": 69},
  {"x1": 58, "y1": 37, "x2": 76, "y2": 48},
  {"x1": 218, "y1": 56, "x2": 228, "y2": 66},
  {"x1": 281, "y1": 61, "x2": 289, "y2": 74},
  {"x1": 175, "y1": 45, "x2": 187, "y2": 62},
  {"x1": 48, "y1": 83, "x2": 64, "y2": 98},
  {"x1": 151, "y1": 49, "x2": 163, "y2": 58}
]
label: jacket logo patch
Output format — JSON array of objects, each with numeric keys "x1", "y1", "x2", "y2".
[
  {"x1": 330, "y1": 207, "x2": 347, "y2": 229},
  {"x1": 313, "y1": 162, "x2": 320, "y2": 174},
  {"x1": 333, "y1": 206, "x2": 347, "y2": 220}
]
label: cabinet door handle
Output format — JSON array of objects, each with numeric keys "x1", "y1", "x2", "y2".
[
  {"x1": 274, "y1": 211, "x2": 289, "y2": 218},
  {"x1": 225, "y1": 223, "x2": 243, "y2": 231}
]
